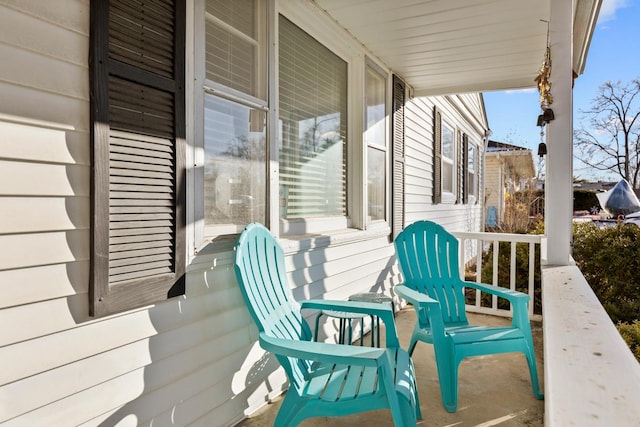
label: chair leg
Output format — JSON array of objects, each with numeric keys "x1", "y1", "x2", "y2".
[
  {"x1": 524, "y1": 344, "x2": 544, "y2": 399},
  {"x1": 274, "y1": 394, "x2": 306, "y2": 427},
  {"x1": 433, "y1": 344, "x2": 458, "y2": 413},
  {"x1": 407, "y1": 337, "x2": 418, "y2": 356},
  {"x1": 412, "y1": 368, "x2": 423, "y2": 421},
  {"x1": 396, "y1": 394, "x2": 418, "y2": 427}
]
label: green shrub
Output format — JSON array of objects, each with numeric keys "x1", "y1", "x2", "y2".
[
  {"x1": 572, "y1": 223, "x2": 640, "y2": 324},
  {"x1": 617, "y1": 321, "x2": 640, "y2": 361}
]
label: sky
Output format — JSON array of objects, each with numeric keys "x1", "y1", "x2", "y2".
[{"x1": 483, "y1": 0, "x2": 640, "y2": 182}]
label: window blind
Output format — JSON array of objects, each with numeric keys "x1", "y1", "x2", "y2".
[
  {"x1": 205, "y1": 0, "x2": 264, "y2": 99},
  {"x1": 278, "y1": 16, "x2": 347, "y2": 219}
]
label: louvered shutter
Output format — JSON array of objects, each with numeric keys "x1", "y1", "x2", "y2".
[
  {"x1": 392, "y1": 76, "x2": 405, "y2": 239},
  {"x1": 433, "y1": 106, "x2": 442, "y2": 204},
  {"x1": 462, "y1": 133, "x2": 469, "y2": 204},
  {"x1": 456, "y1": 131, "x2": 462, "y2": 203},
  {"x1": 90, "y1": 0, "x2": 186, "y2": 317}
]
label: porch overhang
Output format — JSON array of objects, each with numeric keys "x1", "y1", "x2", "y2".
[{"x1": 314, "y1": 0, "x2": 601, "y2": 96}]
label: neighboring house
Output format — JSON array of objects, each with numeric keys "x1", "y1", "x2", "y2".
[
  {"x1": 0, "y1": 2, "x2": 486, "y2": 425},
  {"x1": 484, "y1": 140, "x2": 536, "y2": 227}
]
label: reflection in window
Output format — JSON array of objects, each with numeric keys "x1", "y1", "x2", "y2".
[
  {"x1": 442, "y1": 123, "x2": 454, "y2": 194},
  {"x1": 368, "y1": 148, "x2": 386, "y2": 221},
  {"x1": 204, "y1": 95, "x2": 266, "y2": 232},
  {"x1": 278, "y1": 16, "x2": 347, "y2": 219}
]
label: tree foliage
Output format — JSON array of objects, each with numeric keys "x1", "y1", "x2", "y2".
[
  {"x1": 574, "y1": 79, "x2": 640, "y2": 188},
  {"x1": 572, "y1": 222, "x2": 640, "y2": 324}
]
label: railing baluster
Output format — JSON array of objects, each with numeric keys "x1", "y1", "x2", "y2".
[
  {"x1": 492, "y1": 240, "x2": 499, "y2": 310},
  {"x1": 509, "y1": 242, "x2": 517, "y2": 315},
  {"x1": 528, "y1": 241, "x2": 535, "y2": 317},
  {"x1": 475, "y1": 238, "x2": 482, "y2": 309}
]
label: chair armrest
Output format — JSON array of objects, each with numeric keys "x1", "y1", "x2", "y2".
[
  {"x1": 259, "y1": 332, "x2": 386, "y2": 367},
  {"x1": 395, "y1": 285, "x2": 446, "y2": 338},
  {"x1": 301, "y1": 299, "x2": 399, "y2": 348},
  {"x1": 394, "y1": 285, "x2": 438, "y2": 307},
  {"x1": 463, "y1": 281, "x2": 532, "y2": 329},
  {"x1": 463, "y1": 281, "x2": 530, "y2": 303}
]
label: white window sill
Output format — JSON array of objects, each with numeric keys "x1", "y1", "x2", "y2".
[
  {"x1": 278, "y1": 224, "x2": 391, "y2": 254},
  {"x1": 190, "y1": 223, "x2": 392, "y2": 270}
]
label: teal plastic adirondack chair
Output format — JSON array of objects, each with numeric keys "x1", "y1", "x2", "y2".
[
  {"x1": 394, "y1": 220, "x2": 543, "y2": 413},
  {"x1": 234, "y1": 223, "x2": 421, "y2": 426}
]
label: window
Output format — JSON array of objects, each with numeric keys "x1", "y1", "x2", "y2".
[
  {"x1": 441, "y1": 121, "x2": 455, "y2": 195},
  {"x1": 203, "y1": 0, "x2": 268, "y2": 235},
  {"x1": 467, "y1": 140, "x2": 478, "y2": 202},
  {"x1": 90, "y1": 0, "x2": 186, "y2": 316},
  {"x1": 433, "y1": 106, "x2": 458, "y2": 204},
  {"x1": 365, "y1": 64, "x2": 387, "y2": 223},
  {"x1": 278, "y1": 16, "x2": 348, "y2": 221}
]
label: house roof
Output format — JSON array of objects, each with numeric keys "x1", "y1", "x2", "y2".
[
  {"x1": 486, "y1": 140, "x2": 536, "y2": 178},
  {"x1": 314, "y1": 0, "x2": 601, "y2": 96},
  {"x1": 486, "y1": 140, "x2": 530, "y2": 152}
]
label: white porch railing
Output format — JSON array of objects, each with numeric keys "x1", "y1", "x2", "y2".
[
  {"x1": 542, "y1": 264, "x2": 640, "y2": 426},
  {"x1": 452, "y1": 230, "x2": 542, "y2": 321},
  {"x1": 452, "y1": 230, "x2": 640, "y2": 425}
]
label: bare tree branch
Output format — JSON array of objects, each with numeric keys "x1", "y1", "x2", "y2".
[{"x1": 574, "y1": 79, "x2": 640, "y2": 188}]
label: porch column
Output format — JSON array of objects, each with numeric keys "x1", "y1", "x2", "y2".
[{"x1": 544, "y1": 0, "x2": 573, "y2": 266}]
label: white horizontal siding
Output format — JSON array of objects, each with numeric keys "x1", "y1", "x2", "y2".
[
  {"x1": 0, "y1": 160, "x2": 89, "y2": 196},
  {"x1": 1, "y1": 0, "x2": 89, "y2": 37},
  {"x1": 0, "y1": 81, "x2": 89, "y2": 129},
  {"x1": 0, "y1": 120, "x2": 88, "y2": 164},
  {"x1": 0, "y1": 197, "x2": 89, "y2": 234},
  {"x1": 402, "y1": 93, "x2": 485, "y2": 233},
  {"x1": 0, "y1": 43, "x2": 87, "y2": 99},
  {"x1": 0, "y1": 230, "x2": 89, "y2": 271},
  {"x1": 0, "y1": 261, "x2": 88, "y2": 309},
  {"x1": 484, "y1": 156, "x2": 503, "y2": 219}
]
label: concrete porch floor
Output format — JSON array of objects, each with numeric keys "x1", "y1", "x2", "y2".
[{"x1": 236, "y1": 307, "x2": 544, "y2": 426}]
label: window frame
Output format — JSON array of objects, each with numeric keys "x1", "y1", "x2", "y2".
[
  {"x1": 440, "y1": 119, "x2": 457, "y2": 202},
  {"x1": 364, "y1": 59, "x2": 389, "y2": 226},
  {"x1": 466, "y1": 139, "x2": 478, "y2": 204},
  {"x1": 190, "y1": 1, "x2": 394, "y2": 248},
  {"x1": 193, "y1": 0, "x2": 270, "y2": 248},
  {"x1": 277, "y1": 15, "x2": 349, "y2": 229},
  {"x1": 275, "y1": 5, "x2": 361, "y2": 237}
]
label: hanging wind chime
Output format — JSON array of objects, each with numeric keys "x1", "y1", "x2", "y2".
[{"x1": 535, "y1": 21, "x2": 554, "y2": 158}]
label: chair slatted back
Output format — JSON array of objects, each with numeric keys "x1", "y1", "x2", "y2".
[
  {"x1": 235, "y1": 223, "x2": 313, "y2": 390},
  {"x1": 394, "y1": 221, "x2": 468, "y2": 325}
]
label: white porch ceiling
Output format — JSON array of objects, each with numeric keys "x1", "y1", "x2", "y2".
[{"x1": 313, "y1": 0, "x2": 601, "y2": 96}]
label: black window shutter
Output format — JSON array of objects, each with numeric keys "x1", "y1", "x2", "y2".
[
  {"x1": 456, "y1": 131, "x2": 462, "y2": 204},
  {"x1": 391, "y1": 76, "x2": 406, "y2": 239},
  {"x1": 462, "y1": 133, "x2": 469, "y2": 204},
  {"x1": 433, "y1": 106, "x2": 442, "y2": 204},
  {"x1": 90, "y1": 0, "x2": 186, "y2": 317}
]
